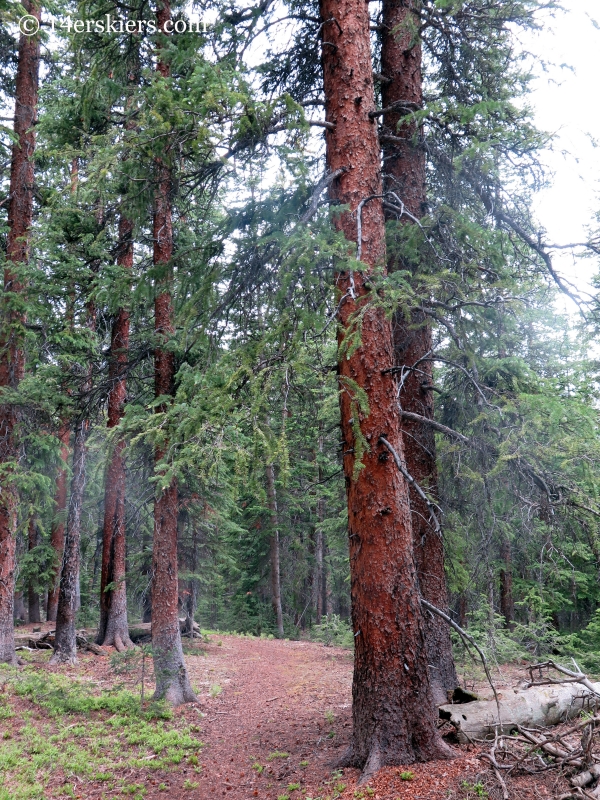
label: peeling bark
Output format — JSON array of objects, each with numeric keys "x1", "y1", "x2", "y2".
[
  {"x1": 381, "y1": 0, "x2": 457, "y2": 704},
  {"x1": 319, "y1": 0, "x2": 452, "y2": 771},
  {"x1": 0, "y1": 0, "x2": 40, "y2": 664},
  {"x1": 150, "y1": 0, "x2": 195, "y2": 706}
]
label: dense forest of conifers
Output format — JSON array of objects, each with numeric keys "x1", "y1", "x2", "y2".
[{"x1": 2, "y1": 0, "x2": 600, "y2": 768}]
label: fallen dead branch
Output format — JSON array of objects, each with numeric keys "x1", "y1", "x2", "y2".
[{"x1": 467, "y1": 662, "x2": 600, "y2": 800}]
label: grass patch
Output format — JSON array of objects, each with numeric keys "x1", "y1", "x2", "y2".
[{"x1": 0, "y1": 665, "x2": 204, "y2": 799}]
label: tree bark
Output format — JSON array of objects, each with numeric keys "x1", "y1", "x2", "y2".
[
  {"x1": 0, "y1": 0, "x2": 40, "y2": 664},
  {"x1": 150, "y1": 0, "x2": 195, "y2": 706},
  {"x1": 265, "y1": 462, "x2": 284, "y2": 637},
  {"x1": 499, "y1": 536, "x2": 515, "y2": 630},
  {"x1": 27, "y1": 517, "x2": 40, "y2": 623},
  {"x1": 319, "y1": 0, "x2": 453, "y2": 773},
  {"x1": 13, "y1": 591, "x2": 26, "y2": 623},
  {"x1": 47, "y1": 422, "x2": 70, "y2": 622},
  {"x1": 50, "y1": 417, "x2": 88, "y2": 663},
  {"x1": 97, "y1": 215, "x2": 134, "y2": 650},
  {"x1": 381, "y1": 0, "x2": 457, "y2": 705},
  {"x1": 50, "y1": 170, "x2": 98, "y2": 665},
  {"x1": 315, "y1": 430, "x2": 325, "y2": 624}
]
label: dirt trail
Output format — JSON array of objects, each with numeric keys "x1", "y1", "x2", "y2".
[
  {"x1": 181, "y1": 635, "x2": 354, "y2": 798},
  {"x1": 152, "y1": 635, "x2": 487, "y2": 800},
  {"x1": 5, "y1": 630, "x2": 505, "y2": 799}
]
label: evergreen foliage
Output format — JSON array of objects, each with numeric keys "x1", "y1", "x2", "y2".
[{"x1": 1, "y1": 0, "x2": 599, "y2": 672}]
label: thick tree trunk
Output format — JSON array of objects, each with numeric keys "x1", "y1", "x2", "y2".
[
  {"x1": 150, "y1": 0, "x2": 195, "y2": 706},
  {"x1": 381, "y1": 0, "x2": 457, "y2": 705},
  {"x1": 0, "y1": 1, "x2": 40, "y2": 664},
  {"x1": 265, "y1": 462, "x2": 284, "y2": 637},
  {"x1": 97, "y1": 216, "x2": 134, "y2": 650},
  {"x1": 47, "y1": 422, "x2": 70, "y2": 622},
  {"x1": 319, "y1": 0, "x2": 452, "y2": 773},
  {"x1": 50, "y1": 418, "x2": 88, "y2": 664},
  {"x1": 499, "y1": 536, "x2": 514, "y2": 630},
  {"x1": 27, "y1": 517, "x2": 40, "y2": 623}
]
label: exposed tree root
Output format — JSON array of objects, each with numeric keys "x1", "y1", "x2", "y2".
[{"x1": 358, "y1": 741, "x2": 381, "y2": 785}]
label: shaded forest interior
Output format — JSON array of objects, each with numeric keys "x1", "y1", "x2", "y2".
[{"x1": 3, "y1": 0, "x2": 600, "y2": 783}]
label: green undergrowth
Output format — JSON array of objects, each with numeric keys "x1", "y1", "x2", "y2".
[{"x1": 0, "y1": 665, "x2": 204, "y2": 800}]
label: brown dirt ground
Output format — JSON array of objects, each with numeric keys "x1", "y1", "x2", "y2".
[{"x1": 4, "y1": 627, "x2": 568, "y2": 799}]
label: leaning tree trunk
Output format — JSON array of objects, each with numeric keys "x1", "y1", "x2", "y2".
[
  {"x1": 265, "y1": 462, "x2": 284, "y2": 638},
  {"x1": 0, "y1": 0, "x2": 40, "y2": 664},
  {"x1": 380, "y1": 0, "x2": 457, "y2": 705},
  {"x1": 150, "y1": 0, "x2": 195, "y2": 706},
  {"x1": 319, "y1": 0, "x2": 453, "y2": 775},
  {"x1": 50, "y1": 417, "x2": 88, "y2": 663},
  {"x1": 47, "y1": 422, "x2": 70, "y2": 622},
  {"x1": 97, "y1": 215, "x2": 134, "y2": 650}
]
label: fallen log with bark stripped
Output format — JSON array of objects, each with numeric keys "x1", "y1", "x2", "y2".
[{"x1": 440, "y1": 680, "x2": 600, "y2": 742}]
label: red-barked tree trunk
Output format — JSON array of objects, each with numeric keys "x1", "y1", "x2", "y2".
[
  {"x1": 150, "y1": 0, "x2": 195, "y2": 706},
  {"x1": 319, "y1": 0, "x2": 453, "y2": 776},
  {"x1": 0, "y1": 0, "x2": 40, "y2": 664},
  {"x1": 381, "y1": 0, "x2": 457, "y2": 704}
]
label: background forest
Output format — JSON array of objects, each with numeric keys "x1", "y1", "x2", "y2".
[{"x1": 2, "y1": 0, "x2": 600, "y2": 673}]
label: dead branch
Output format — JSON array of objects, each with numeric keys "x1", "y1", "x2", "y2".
[{"x1": 420, "y1": 597, "x2": 501, "y2": 726}]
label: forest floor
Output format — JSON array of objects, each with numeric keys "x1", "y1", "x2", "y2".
[{"x1": 0, "y1": 628, "x2": 563, "y2": 800}]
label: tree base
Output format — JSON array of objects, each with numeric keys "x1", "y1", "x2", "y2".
[
  {"x1": 339, "y1": 736, "x2": 455, "y2": 784},
  {"x1": 152, "y1": 637, "x2": 197, "y2": 707},
  {"x1": 49, "y1": 650, "x2": 77, "y2": 665}
]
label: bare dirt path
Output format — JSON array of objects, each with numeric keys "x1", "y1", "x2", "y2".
[
  {"x1": 182, "y1": 635, "x2": 354, "y2": 798},
  {"x1": 148, "y1": 634, "x2": 484, "y2": 800},
  {"x1": 3, "y1": 630, "x2": 523, "y2": 799}
]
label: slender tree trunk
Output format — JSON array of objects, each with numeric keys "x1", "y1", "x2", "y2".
[
  {"x1": 150, "y1": 0, "x2": 195, "y2": 706},
  {"x1": 48, "y1": 160, "x2": 77, "y2": 623},
  {"x1": 265, "y1": 462, "x2": 284, "y2": 637},
  {"x1": 50, "y1": 417, "x2": 88, "y2": 663},
  {"x1": 97, "y1": 216, "x2": 134, "y2": 650},
  {"x1": 381, "y1": 0, "x2": 457, "y2": 705},
  {"x1": 499, "y1": 536, "x2": 514, "y2": 630},
  {"x1": 324, "y1": 550, "x2": 332, "y2": 617},
  {"x1": 13, "y1": 591, "x2": 26, "y2": 623},
  {"x1": 50, "y1": 173, "x2": 98, "y2": 665},
  {"x1": 319, "y1": 0, "x2": 452, "y2": 774},
  {"x1": 47, "y1": 422, "x2": 70, "y2": 621},
  {"x1": 27, "y1": 517, "x2": 40, "y2": 623},
  {"x1": 315, "y1": 430, "x2": 325, "y2": 624},
  {"x1": 0, "y1": 0, "x2": 40, "y2": 664}
]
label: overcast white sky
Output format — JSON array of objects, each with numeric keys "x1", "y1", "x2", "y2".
[{"x1": 522, "y1": 1, "x2": 600, "y2": 296}]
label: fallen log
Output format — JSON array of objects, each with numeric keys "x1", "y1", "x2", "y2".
[{"x1": 440, "y1": 680, "x2": 600, "y2": 741}]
